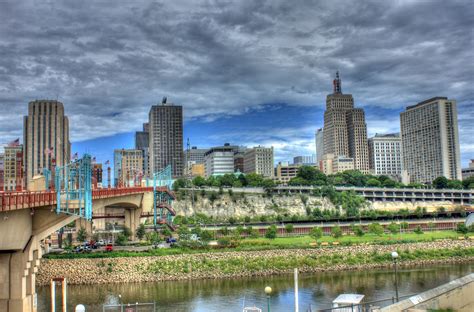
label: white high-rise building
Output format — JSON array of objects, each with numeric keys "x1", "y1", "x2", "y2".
[
  {"x1": 204, "y1": 144, "x2": 238, "y2": 177},
  {"x1": 368, "y1": 133, "x2": 403, "y2": 177},
  {"x1": 400, "y1": 97, "x2": 461, "y2": 183}
]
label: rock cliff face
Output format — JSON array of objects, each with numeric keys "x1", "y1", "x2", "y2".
[
  {"x1": 172, "y1": 191, "x2": 457, "y2": 218},
  {"x1": 173, "y1": 193, "x2": 333, "y2": 218}
]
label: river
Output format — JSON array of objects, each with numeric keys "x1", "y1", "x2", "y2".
[{"x1": 37, "y1": 262, "x2": 474, "y2": 312}]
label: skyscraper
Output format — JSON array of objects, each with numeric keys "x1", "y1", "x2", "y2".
[
  {"x1": 114, "y1": 149, "x2": 143, "y2": 187},
  {"x1": 323, "y1": 72, "x2": 369, "y2": 172},
  {"x1": 2, "y1": 145, "x2": 23, "y2": 191},
  {"x1": 400, "y1": 97, "x2": 461, "y2": 183},
  {"x1": 23, "y1": 100, "x2": 70, "y2": 189},
  {"x1": 149, "y1": 100, "x2": 184, "y2": 177}
]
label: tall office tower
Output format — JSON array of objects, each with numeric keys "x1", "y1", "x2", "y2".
[
  {"x1": 368, "y1": 133, "x2": 403, "y2": 177},
  {"x1": 114, "y1": 149, "x2": 143, "y2": 187},
  {"x1": 323, "y1": 72, "x2": 369, "y2": 172},
  {"x1": 204, "y1": 144, "x2": 238, "y2": 177},
  {"x1": 23, "y1": 100, "x2": 71, "y2": 189},
  {"x1": 243, "y1": 146, "x2": 274, "y2": 177},
  {"x1": 3, "y1": 145, "x2": 23, "y2": 191},
  {"x1": 149, "y1": 101, "x2": 183, "y2": 177},
  {"x1": 400, "y1": 97, "x2": 462, "y2": 183},
  {"x1": 293, "y1": 155, "x2": 316, "y2": 165},
  {"x1": 135, "y1": 123, "x2": 150, "y2": 177},
  {"x1": 315, "y1": 128, "x2": 324, "y2": 163}
]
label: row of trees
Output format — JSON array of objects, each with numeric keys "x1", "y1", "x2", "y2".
[
  {"x1": 174, "y1": 166, "x2": 474, "y2": 191},
  {"x1": 289, "y1": 166, "x2": 474, "y2": 190}
]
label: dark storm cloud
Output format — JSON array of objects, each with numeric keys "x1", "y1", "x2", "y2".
[{"x1": 0, "y1": 0, "x2": 472, "y2": 162}]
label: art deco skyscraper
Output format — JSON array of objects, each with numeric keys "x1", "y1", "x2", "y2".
[
  {"x1": 23, "y1": 100, "x2": 71, "y2": 189},
  {"x1": 149, "y1": 99, "x2": 184, "y2": 177},
  {"x1": 400, "y1": 97, "x2": 461, "y2": 183},
  {"x1": 323, "y1": 72, "x2": 369, "y2": 172}
]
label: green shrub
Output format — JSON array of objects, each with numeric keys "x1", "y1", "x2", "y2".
[
  {"x1": 368, "y1": 223, "x2": 385, "y2": 236},
  {"x1": 456, "y1": 223, "x2": 468, "y2": 234},
  {"x1": 331, "y1": 226, "x2": 342, "y2": 238},
  {"x1": 353, "y1": 225, "x2": 365, "y2": 237},
  {"x1": 414, "y1": 225, "x2": 424, "y2": 235},
  {"x1": 265, "y1": 225, "x2": 278, "y2": 239},
  {"x1": 387, "y1": 222, "x2": 399, "y2": 234},
  {"x1": 285, "y1": 224, "x2": 294, "y2": 234},
  {"x1": 310, "y1": 227, "x2": 323, "y2": 240}
]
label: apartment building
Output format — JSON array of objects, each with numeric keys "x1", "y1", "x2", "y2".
[
  {"x1": 400, "y1": 97, "x2": 461, "y2": 183},
  {"x1": 368, "y1": 133, "x2": 403, "y2": 177},
  {"x1": 243, "y1": 146, "x2": 274, "y2": 178}
]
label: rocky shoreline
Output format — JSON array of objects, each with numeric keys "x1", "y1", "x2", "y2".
[{"x1": 36, "y1": 240, "x2": 474, "y2": 286}]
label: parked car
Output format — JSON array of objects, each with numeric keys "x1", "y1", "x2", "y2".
[
  {"x1": 97, "y1": 240, "x2": 105, "y2": 246},
  {"x1": 166, "y1": 237, "x2": 177, "y2": 244},
  {"x1": 105, "y1": 244, "x2": 114, "y2": 252}
]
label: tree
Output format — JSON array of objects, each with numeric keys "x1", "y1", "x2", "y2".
[
  {"x1": 115, "y1": 233, "x2": 128, "y2": 246},
  {"x1": 285, "y1": 224, "x2": 294, "y2": 234},
  {"x1": 220, "y1": 174, "x2": 236, "y2": 187},
  {"x1": 192, "y1": 176, "x2": 206, "y2": 187},
  {"x1": 309, "y1": 227, "x2": 323, "y2": 240},
  {"x1": 177, "y1": 225, "x2": 190, "y2": 240},
  {"x1": 76, "y1": 227, "x2": 88, "y2": 242},
  {"x1": 387, "y1": 222, "x2": 399, "y2": 234},
  {"x1": 122, "y1": 226, "x2": 132, "y2": 239},
  {"x1": 136, "y1": 224, "x2": 146, "y2": 240},
  {"x1": 173, "y1": 178, "x2": 188, "y2": 191},
  {"x1": 331, "y1": 226, "x2": 342, "y2": 238},
  {"x1": 368, "y1": 223, "x2": 384, "y2": 236},
  {"x1": 161, "y1": 227, "x2": 172, "y2": 238},
  {"x1": 447, "y1": 180, "x2": 463, "y2": 189},
  {"x1": 244, "y1": 216, "x2": 251, "y2": 223},
  {"x1": 367, "y1": 178, "x2": 382, "y2": 187},
  {"x1": 228, "y1": 217, "x2": 236, "y2": 225},
  {"x1": 433, "y1": 176, "x2": 449, "y2": 189},
  {"x1": 265, "y1": 225, "x2": 277, "y2": 239}
]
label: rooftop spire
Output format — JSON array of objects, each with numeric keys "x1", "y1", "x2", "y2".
[{"x1": 333, "y1": 71, "x2": 342, "y2": 94}]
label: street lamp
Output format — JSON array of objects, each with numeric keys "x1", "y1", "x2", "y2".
[
  {"x1": 391, "y1": 251, "x2": 399, "y2": 302},
  {"x1": 264, "y1": 286, "x2": 272, "y2": 312}
]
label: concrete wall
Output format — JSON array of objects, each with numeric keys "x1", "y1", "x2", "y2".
[{"x1": 377, "y1": 273, "x2": 474, "y2": 312}]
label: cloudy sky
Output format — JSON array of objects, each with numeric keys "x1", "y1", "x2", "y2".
[{"x1": 0, "y1": 0, "x2": 473, "y2": 167}]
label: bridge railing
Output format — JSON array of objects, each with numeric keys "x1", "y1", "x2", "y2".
[
  {"x1": 0, "y1": 191, "x2": 57, "y2": 211},
  {"x1": 0, "y1": 187, "x2": 158, "y2": 211}
]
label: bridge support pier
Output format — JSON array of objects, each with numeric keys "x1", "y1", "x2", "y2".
[
  {"x1": 124, "y1": 208, "x2": 142, "y2": 241},
  {"x1": 0, "y1": 237, "x2": 41, "y2": 312}
]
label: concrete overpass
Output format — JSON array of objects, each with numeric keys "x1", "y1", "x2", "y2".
[{"x1": 0, "y1": 186, "x2": 173, "y2": 312}]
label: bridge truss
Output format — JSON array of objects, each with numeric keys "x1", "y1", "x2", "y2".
[
  {"x1": 55, "y1": 154, "x2": 92, "y2": 220},
  {"x1": 153, "y1": 165, "x2": 176, "y2": 230}
]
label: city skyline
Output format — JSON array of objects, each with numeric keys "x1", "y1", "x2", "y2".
[{"x1": 0, "y1": 1, "x2": 472, "y2": 168}]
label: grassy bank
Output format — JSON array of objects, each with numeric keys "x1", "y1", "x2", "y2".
[
  {"x1": 146, "y1": 247, "x2": 474, "y2": 275},
  {"x1": 44, "y1": 230, "x2": 463, "y2": 259}
]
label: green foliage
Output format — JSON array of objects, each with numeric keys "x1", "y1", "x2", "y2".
[
  {"x1": 433, "y1": 176, "x2": 449, "y2": 189},
  {"x1": 368, "y1": 223, "x2": 385, "y2": 236},
  {"x1": 228, "y1": 217, "x2": 236, "y2": 225},
  {"x1": 387, "y1": 222, "x2": 400, "y2": 234},
  {"x1": 76, "y1": 227, "x2": 88, "y2": 242},
  {"x1": 136, "y1": 224, "x2": 146, "y2": 240},
  {"x1": 244, "y1": 216, "x2": 251, "y2": 223},
  {"x1": 353, "y1": 225, "x2": 365, "y2": 237},
  {"x1": 219, "y1": 226, "x2": 230, "y2": 236},
  {"x1": 115, "y1": 233, "x2": 128, "y2": 246},
  {"x1": 285, "y1": 224, "x2": 294, "y2": 233},
  {"x1": 200, "y1": 230, "x2": 213, "y2": 241},
  {"x1": 331, "y1": 226, "x2": 342, "y2": 238},
  {"x1": 309, "y1": 227, "x2": 323, "y2": 240},
  {"x1": 265, "y1": 225, "x2": 277, "y2": 239},
  {"x1": 414, "y1": 225, "x2": 424, "y2": 234},
  {"x1": 367, "y1": 178, "x2": 382, "y2": 187},
  {"x1": 122, "y1": 226, "x2": 132, "y2": 239},
  {"x1": 289, "y1": 166, "x2": 327, "y2": 186},
  {"x1": 456, "y1": 223, "x2": 468, "y2": 234},
  {"x1": 146, "y1": 231, "x2": 161, "y2": 244},
  {"x1": 447, "y1": 180, "x2": 463, "y2": 189},
  {"x1": 173, "y1": 178, "x2": 188, "y2": 191},
  {"x1": 177, "y1": 225, "x2": 190, "y2": 240},
  {"x1": 207, "y1": 191, "x2": 219, "y2": 203},
  {"x1": 161, "y1": 227, "x2": 172, "y2": 238},
  {"x1": 192, "y1": 176, "x2": 206, "y2": 187},
  {"x1": 400, "y1": 222, "x2": 409, "y2": 230}
]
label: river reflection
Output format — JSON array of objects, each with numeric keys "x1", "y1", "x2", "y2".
[{"x1": 37, "y1": 262, "x2": 474, "y2": 312}]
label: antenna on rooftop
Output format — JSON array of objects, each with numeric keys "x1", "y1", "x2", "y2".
[{"x1": 161, "y1": 96, "x2": 167, "y2": 105}]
